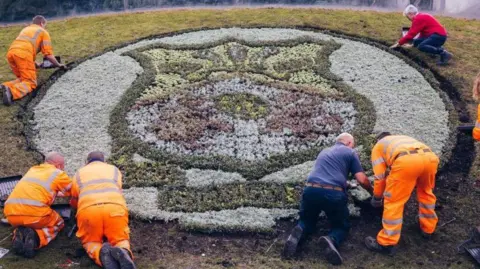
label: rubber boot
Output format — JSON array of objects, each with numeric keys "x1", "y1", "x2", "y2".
[
  {"x1": 100, "y1": 243, "x2": 120, "y2": 269},
  {"x1": 319, "y1": 236, "x2": 343, "y2": 265},
  {"x1": 364, "y1": 236, "x2": 397, "y2": 256},
  {"x1": 12, "y1": 227, "x2": 26, "y2": 256},
  {"x1": 2, "y1": 85, "x2": 13, "y2": 106},
  {"x1": 110, "y1": 247, "x2": 136, "y2": 269},
  {"x1": 283, "y1": 225, "x2": 304, "y2": 259},
  {"x1": 23, "y1": 227, "x2": 39, "y2": 258}
]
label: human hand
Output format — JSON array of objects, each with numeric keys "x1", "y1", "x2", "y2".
[
  {"x1": 370, "y1": 196, "x2": 383, "y2": 208},
  {"x1": 35, "y1": 62, "x2": 41, "y2": 68},
  {"x1": 390, "y1": 43, "x2": 399, "y2": 49},
  {"x1": 58, "y1": 64, "x2": 68, "y2": 70},
  {"x1": 402, "y1": 43, "x2": 414, "y2": 49}
]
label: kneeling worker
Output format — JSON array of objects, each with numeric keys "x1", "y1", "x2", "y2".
[
  {"x1": 391, "y1": 5, "x2": 452, "y2": 66},
  {"x1": 4, "y1": 152, "x2": 72, "y2": 258},
  {"x1": 365, "y1": 132, "x2": 439, "y2": 255},
  {"x1": 1, "y1": 15, "x2": 65, "y2": 106},
  {"x1": 70, "y1": 151, "x2": 136, "y2": 269},
  {"x1": 283, "y1": 133, "x2": 372, "y2": 265}
]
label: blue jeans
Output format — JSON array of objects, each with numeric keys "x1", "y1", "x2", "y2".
[
  {"x1": 413, "y1": 33, "x2": 447, "y2": 55},
  {"x1": 297, "y1": 187, "x2": 351, "y2": 246}
]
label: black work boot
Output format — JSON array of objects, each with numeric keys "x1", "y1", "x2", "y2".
[
  {"x1": 110, "y1": 247, "x2": 136, "y2": 269},
  {"x1": 23, "y1": 227, "x2": 39, "y2": 258},
  {"x1": 283, "y1": 225, "x2": 304, "y2": 259},
  {"x1": 364, "y1": 236, "x2": 397, "y2": 256},
  {"x1": 12, "y1": 227, "x2": 26, "y2": 256},
  {"x1": 473, "y1": 227, "x2": 480, "y2": 244},
  {"x1": 100, "y1": 243, "x2": 120, "y2": 269},
  {"x1": 438, "y1": 50, "x2": 453, "y2": 66},
  {"x1": 1, "y1": 85, "x2": 13, "y2": 106},
  {"x1": 421, "y1": 231, "x2": 433, "y2": 240},
  {"x1": 319, "y1": 236, "x2": 343, "y2": 265}
]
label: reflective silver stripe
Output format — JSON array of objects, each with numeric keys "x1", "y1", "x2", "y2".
[
  {"x1": 5, "y1": 198, "x2": 45, "y2": 207},
  {"x1": 23, "y1": 169, "x2": 61, "y2": 193},
  {"x1": 81, "y1": 179, "x2": 117, "y2": 188},
  {"x1": 419, "y1": 213, "x2": 437, "y2": 219},
  {"x1": 383, "y1": 229, "x2": 401, "y2": 236},
  {"x1": 372, "y1": 158, "x2": 385, "y2": 166},
  {"x1": 419, "y1": 203, "x2": 435, "y2": 210},
  {"x1": 384, "y1": 191, "x2": 392, "y2": 198},
  {"x1": 16, "y1": 82, "x2": 29, "y2": 97},
  {"x1": 476, "y1": 121, "x2": 480, "y2": 128},
  {"x1": 374, "y1": 173, "x2": 386, "y2": 180},
  {"x1": 63, "y1": 183, "x2": 72, "y2": 193},
  {"x1": 41, "y1": 40, "x2": 51, "y2": 47},
  {"x1": 79, "y1": 188, "x2": 121, "y2": 199},
  {"x1": 43, "y1": 227, "x2": 52, "y2": 243},
  {"x1": 382, "y1": 218, "x2": 403, "y2": 225},
  {"x1": 389, "y1": 139, "x2": 417, "y2": 162},
  {"x1": 16, "y1": 28, "x2": 44, "y2": 51}
]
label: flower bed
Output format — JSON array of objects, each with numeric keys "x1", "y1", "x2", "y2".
[{"x1": 29, "y1": 28, "x2": 452, "y2": 233}]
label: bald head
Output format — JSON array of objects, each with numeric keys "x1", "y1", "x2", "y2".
[
  {"x1": 336, "y1": 133, "x2": 355, "y2": 148},
  {"x1": 87, "y1": 151, "x2": 105, "y2": 164},
  {"x1": 45, "y1": 152, "x2": 65, "y2": 170}
]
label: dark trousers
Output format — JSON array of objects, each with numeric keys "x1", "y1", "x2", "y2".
[
  {"x1": 297, "y1": 186, "x2": 350, "y2": 246},
  {"x1": 413, "y1": 34, "x2": 447, "y2": 55}
]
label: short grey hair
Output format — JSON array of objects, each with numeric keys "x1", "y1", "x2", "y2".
[
  {"x1": 403, "y1": 5, "x2": 419, "y2": 16},
  {"x1": 336, "y1": 132, "x2": 354, "y2": 144}
]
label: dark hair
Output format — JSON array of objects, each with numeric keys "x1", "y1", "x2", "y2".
[
  {"x1": 87, "y1": 151, "x2": 105, "y2": 163},
  {"x1": 375, "y1": 131, "x2": 392, "y2": 141},
  {"x1": 32, "y1": 15, "x2": 46, "y2": 25}
]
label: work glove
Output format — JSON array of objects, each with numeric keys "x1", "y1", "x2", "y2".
[{"x1": 370, "y1": 196, "x2": 383, "y2": 208}]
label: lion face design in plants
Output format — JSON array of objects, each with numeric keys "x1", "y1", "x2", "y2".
[{"x1": 30, "y1": 28, "x2": 452, "y2": 233}]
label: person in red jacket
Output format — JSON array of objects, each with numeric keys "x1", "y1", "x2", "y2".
[{"x1": 391, "y1": 5, "x2": 452, "y2": 66}]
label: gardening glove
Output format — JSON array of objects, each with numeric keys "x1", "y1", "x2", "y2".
[{"x1": 370, "y1": 196, "x2": 383, "y2": 208}]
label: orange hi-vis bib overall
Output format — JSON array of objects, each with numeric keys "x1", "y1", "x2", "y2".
[
  {"x1": 4, "y1": 163, "x2": 72, "y2": 248},
  {"x1": 70, "y1": 161, "x2": 131, "y2": 267},
  {"x1": 371, "y1": 135, "x2": 439, "y2": 246},
  {"x1": 2, "y1": 24, "x2": 53, "y2": 100},
  {"x1": 474, "y1": 104, "x2": 480, "y2": 141}
]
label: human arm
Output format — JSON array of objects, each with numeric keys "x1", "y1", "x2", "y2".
[
  {"x1": 371, "y1": 144, "x2": 388, "y2": 199},
  {"x1": 398, "y1": 17, "x2": 425, "y2": 46},
  {"x1": 354, "y1": 171, "x2": 373, "y2": 193},
  {"x1": 52, "y1": 171, "x2": 73, "y2": 197},
  {"x1": 69, "y1": 174, "x2": 79, "y2": 209},
  {"x1": 40, "y1": 31, "x2": 66, "y2": 69}
]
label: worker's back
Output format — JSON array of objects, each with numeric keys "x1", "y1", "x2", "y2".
[
  {"x1": 72, "y1": 161, "x2": 126, "y2": 213},
  {"x1": 9, "y1": 24, "x2": 53, "y2": 60},
  {"x1": 373, "y1": 135, "x2": 429, "y2": 165},
  {"x1": 4, "y1": 163, "x2": 63, "y2": 217}
]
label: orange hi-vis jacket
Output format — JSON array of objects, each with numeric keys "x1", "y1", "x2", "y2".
[
  {"x1": 9, "y1": 24, "x2": 53, "y2": 61},
  {"x1": 4, "y1": 163, "x2": 72, "y2": 217},
  {"x1": 70, "y1": 161, "x2": 127, "y2": 213},
  {"x1": 474, "y1": 104, "x2": 480, "y2": 141},
  {"x1": 371, "y1": 135, "x2": 431, "y2": 198}
]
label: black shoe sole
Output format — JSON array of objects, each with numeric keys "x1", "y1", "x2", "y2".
[
  {"x1": 100, "y1": 245, "x2": 121, "y2": 269},
  {"x1": 12, "y1": 227, "x2": 25, "y2": 256},
  {"x1": 319, "y1": 237, "x2": 343, "y2": 265},
  {"x1": 110, "y1": 247, "x2": 136, "y2": 269},
  {"x1": 283, "y1": 226, "x2": 303, "y2": 259}
]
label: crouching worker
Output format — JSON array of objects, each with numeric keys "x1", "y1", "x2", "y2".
[
  {"x1": 4, "y1": 152, "x2": 72, "y2": 258},
  {"x1": 390, "y1": 5, "x2": 452, "y2": 66},
  {"x1": 473, "y1": 72, "x2": 480, "y2": 141},
  {"x1": 70, "y1": 151, "x2": 136, "y2": 269},
  {"x1": 1, "y1": 15, "x2": 65, "y2": 106},
  {"x1": 365, "y1": 132, "x2": 439, "y2": 255},
  {"x1": 283, "y1": 133, "x2": 372, "y2": 265}
]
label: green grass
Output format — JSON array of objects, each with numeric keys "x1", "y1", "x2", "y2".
[{"x1": 0, "y1": 7, "x2": 479, "y2": 269}]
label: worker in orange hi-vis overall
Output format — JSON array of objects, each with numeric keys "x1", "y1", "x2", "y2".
[
  {"x1": 1, "y1": 15, "x2": 65, "y2": 106},
  {"x1": 70, "y1": 151, "x2": 136, "y2": 269},
  {"x1": 4, "y1": 152, "x2": 72, "y2": 258},
  {"x1": 364, "y1": 132, "x2": 440, "y2": 255}
]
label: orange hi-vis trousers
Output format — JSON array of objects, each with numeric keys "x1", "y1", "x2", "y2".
[
  {"x1": 76, "y1": 203, "x2": 132, "y2": 267},
  {"x1": 7, "y1": 210, "x2": 64, "y2": 248},
  {"x1": 377, "y1": 150, "x2": 439, "y2": 246},
  {"x1": 3, "y1": 49, "x2": 37, "y2": 100}
]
